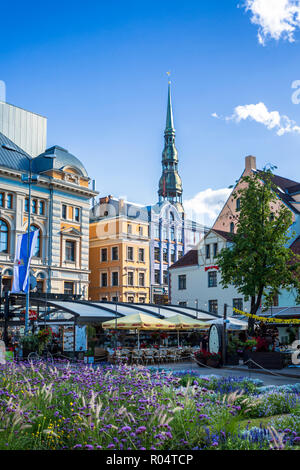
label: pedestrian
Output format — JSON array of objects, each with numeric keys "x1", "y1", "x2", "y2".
[{"x1": 201, "y1": 334, "x2": 208, "y2": 351}]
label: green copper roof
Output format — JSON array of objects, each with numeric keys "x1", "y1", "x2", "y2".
[{"x1": 165, "y1": 82, "x2": 174, "y2": 133}]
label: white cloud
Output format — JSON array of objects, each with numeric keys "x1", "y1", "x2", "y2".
[
  {"x1": 212, "y1": 101, "x2": 300, "y2": 135},
  {"x1": 244, "y1": 0, "x2": 300, "y2": 45},
  {"x1": 184, "y1": 187, "x2": 232, "y2": 228}
]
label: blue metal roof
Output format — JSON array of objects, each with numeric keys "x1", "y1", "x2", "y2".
[
  {"x1": 0, "y1": 134, "x2": 88, "y2": 180},
  {"x1": 33, "y1": 145, "x2": 88, "y2": 177},
  {"x1": 0, "y1": 132, "x2": 31, "y2": 172}
]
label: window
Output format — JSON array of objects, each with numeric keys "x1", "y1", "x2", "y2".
[
  {"x1": 127, "y1": 296, "x2": 134, "y2": 303},
  {"x1": 36, "y1": 272, "x2": 46, "y2": 293},
  {"x1": 0, "y1": 194, "x2": 4, "y2": 207},
  {"x1": 154, "y1": 247, "x2": 160, "y2": 262},
  {"x1": 39, "y1": 201, "x2": 45, "y2": 215},
  {"x1": 0, "y1": 220, "x2": 8, "y2": 253},
  {"x1": 101, "y1": 248, "x2": 108, "y2": 262},
  {"x1": 178, "y1": 275, "x2": 186, "y2": 290},
  {"x1": 127, "y1": 246, "x2": 134, "y2": 261},
  {"x1": 206, "y1": 244, "x2": 210, "y2": 259},
  {"x1": 208, "y1": 271, "x2": 217, "y2": 288},
  {"x1": 65, "y1": 240, "x2": 75, "y2": 262},
  {"x1": 127, "y1": 224, "x2": 132, "y2": 234},
  {"x1": 236, "y1": 198, "x2": 241, "y2": 211},
  {"x1": 112, "y1": 272, "x2": 119, "y2": 287},
  {"x1": 163, "y1": 271, "x2": 168, "y2": 285},
  {"x1": 163, "y1": 248, "x2": 168, "y2": 262},
  {"x1": 163, "y1": 227, "x2": 168, "y2": 240},
  {"x1": 209, "y1": 300, "x2": 218, "y2": 314},
  {"x1": 230, "y1": 222, "x2": 234, "y2": 233},
  {"x1": 25, "y1": 198, "x2": 29, "y2": 213},
  {"x1": 64, "y1": 282, "x2": 74, "y2": 295},
  {"x1": 7, "y1": 194, "x2": 12, "y2": 209},
  {"x1": 101, "y1": 296, "x2": 108, "y2": 301},
  {"x1": 170, "y1": 226, "x2": 175, "y2": 241},
  {"x1": 154, "y1": 270, "x2": 160, "y2": 284},
  {"x1": 138, "y1": 248, "x2": 145, "y2": 262},
  {"x1": 233, "y1": 298, "x2": 243, "y2": 311},
  {"x1": 139, "y1": 296, "x2": 146, "y2": 304},
  {"x1": 112, "y1": 246, "x2": 119, "y2": 260},
  {"x1": 112, "y1": 296, "x2": 118, "y2": 302},
  {"x1": 101, "y1": 272, "x2": 108, "y2": 287},
  {"x1": 179, "y1": 301, "x2": 187, "y2": 307},
  {"x1": 62, "y1": 204, "x2": 67, "y2": 220},
  {"x1": 128, "y1": 271, "x2": 134, "y2": 286},
  {"x1": 139, "y1": 226, "x2": 143, "y2": 236},
  {"x1": 32, "y1": 199, "x2": 37, "y2": 214},
  {"x1": 171, "y1": 248, "x2": 175, "y2": 263},
  {"x1": 30, "y1": 225, "x2": 41, "y2": 257},
  {"x1": 139, "y1": 272, "x2": 145, "y2": 287},
  {"x1": 75, "y1": 207, "x2": 80, "y2": 222},
  {"x1": 154, "y1": 225, "x2": 159, "y2": 239},
  {"x1": 213, "y1": 243, "x2": 218, "y2": 257}
]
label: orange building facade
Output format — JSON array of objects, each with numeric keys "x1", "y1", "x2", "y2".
[{"x1": 89, "y1": 211, "x2": 150, "y2": 303}]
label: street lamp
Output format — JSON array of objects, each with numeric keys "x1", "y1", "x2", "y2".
[
  {"x1": 0, "y1": 268, "x2": 2, "y2": 317},
  {"x1": 21, "y1": 157, "x2": 39, "y2": 335}
]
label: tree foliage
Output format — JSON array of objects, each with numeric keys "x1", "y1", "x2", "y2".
[{"x1": 217, "y1": 169, "x2": 300, "y2": 330}]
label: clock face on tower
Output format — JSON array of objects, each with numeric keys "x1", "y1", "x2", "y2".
[{"x1": 209, "y1": 324, "x2": 221, "y2": 354}]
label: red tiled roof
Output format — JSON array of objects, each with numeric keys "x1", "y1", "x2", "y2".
[
  {"x1": 290, "y1": 237, "x2": 300, "y2": 256},
  {"x1": 169, "y1": 249, "x2": 198, "y2": 269},
  {"x1": 257, "y1": 171, "x2": 300, "y2": 215},
  {"x1": 211, "y1": 229, "x2": 235, "y2": 242}
]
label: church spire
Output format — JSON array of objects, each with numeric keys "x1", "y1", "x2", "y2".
[
  {"x1": 158, "y1": 79, "x2": 183, "y2": 208},
  {"x1": 165, "y1": 81, "x2": 174, "y2": 132}
]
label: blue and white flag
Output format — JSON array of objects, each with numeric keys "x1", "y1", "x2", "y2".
[{"x1": 12, "y1": 230, "x2": 39, "y2": 294}]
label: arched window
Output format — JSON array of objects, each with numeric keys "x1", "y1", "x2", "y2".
[
  {"x1": 230, "y1": 222, "x2": 234, "y2": 233},
  {"x1": 36, "y1": 272, "x2": 46, "y2": 293},
  {"x1": 30, "y1": 225, "x2": 41, "y2": 257},
  {"x1": 0, "y1": 220, "x2": 8, "y2": 253},
  {"x1": 170, "y1": 212, "x2": 175, "y2": 222}
]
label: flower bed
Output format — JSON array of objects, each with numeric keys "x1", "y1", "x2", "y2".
[{"x1": 0, "y1": 361, "x2": 299, "y2": 450}]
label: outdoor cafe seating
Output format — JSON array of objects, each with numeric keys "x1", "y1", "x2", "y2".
[
  {"x1": 110, "y1": 346, "x2": 196, "y2": 365},
  {"x1": 102, "y1": 312, "x2": 208, "y2": 365}
]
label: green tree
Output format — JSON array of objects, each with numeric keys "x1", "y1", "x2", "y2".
[{"x1": 217, "y1": 168, "x2": 300, "y2": 333}]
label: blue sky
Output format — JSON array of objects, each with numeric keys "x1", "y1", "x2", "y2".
[{"x1": 2, "y1": 0, "x2": 300, "y2": 225}]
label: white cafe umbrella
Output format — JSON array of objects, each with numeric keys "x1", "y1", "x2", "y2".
[{"x1": 206, "y1": 317, "x2": 248, "y2": 330}]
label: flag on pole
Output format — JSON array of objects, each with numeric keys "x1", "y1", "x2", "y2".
[{"x1": 11, "y1": 230, "x2": 39, "y2": 294}]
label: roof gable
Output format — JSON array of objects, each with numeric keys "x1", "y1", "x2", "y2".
[{"x1": 169, "y1": 249, "x2": 198, "y2": 270}]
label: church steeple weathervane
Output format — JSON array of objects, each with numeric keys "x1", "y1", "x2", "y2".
[{"x1": 158, "y1": 75, "x2": 183, "y2": 209}]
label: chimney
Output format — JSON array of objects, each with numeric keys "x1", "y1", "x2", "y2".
[
  {"x1": 119, "y1": 198, "x2": 125, "y2": 215},
  {"x1": 245, "y1": 155, "x2": 256, "y2": 172}
]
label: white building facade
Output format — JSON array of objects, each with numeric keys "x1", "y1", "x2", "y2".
[{"x1": 169, "y1": 229, "x2": 251, "y2": 316}]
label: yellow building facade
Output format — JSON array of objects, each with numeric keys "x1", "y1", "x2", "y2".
[{"x1": 89, "y1": 201, "x2": 150, "y2": 302}]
